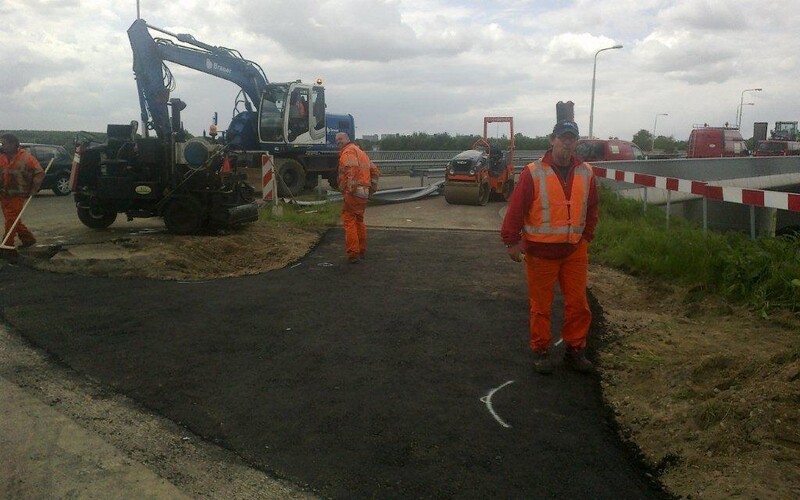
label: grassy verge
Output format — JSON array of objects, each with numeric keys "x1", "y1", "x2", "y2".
[
  {"x1": 593, "y1": 187, "x2": 800, "y2": 315},
  {"x1": 258, "y1": 199, "x2": 342, "y2": 227}
]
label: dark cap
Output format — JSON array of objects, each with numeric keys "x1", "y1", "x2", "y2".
[{"x1": 552, "y1": 120, "x2": 580, "y2": 137}]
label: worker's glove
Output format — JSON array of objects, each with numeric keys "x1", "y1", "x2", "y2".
[{"x1": 506, "y1": 242, "x2": 525, "y2": 263}]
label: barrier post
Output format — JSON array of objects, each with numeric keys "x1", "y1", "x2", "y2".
[
  {"x1": 262, "y1": 154, "x2": 282, "y2": 217},
  {"x1": 702, "y1": 197, "x2": 708, "y2": 235},
  {"x1": 642, "y1": 187, "x2": 648, "y2": 214},
  {"x1": 316, "y1": 174, "x2": 324, "y2": 198},
  {"x1": 665, "y1": 190, "x2": 671, "y2": 230},
  {"x1": 768, "y1": 208, "x2": 777, "y2": 238}
]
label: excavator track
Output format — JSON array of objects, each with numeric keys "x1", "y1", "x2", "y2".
[{"x1": 444, "y1": 181, "x2": 490, "y2": 206}]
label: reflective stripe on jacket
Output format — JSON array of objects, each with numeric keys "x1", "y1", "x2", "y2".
[
  {"x1": 369, "y1": 163, "x2": 380, "y2": 194},
  {"x1": 523, "y1": 159, "x2": 593, "y2": 244},
  {"x1": 1, "y1": 149, "x2": 43, "y2": 197},
  {"x1": 338, "y1": 143, "x2": 373, "y2": 199}
]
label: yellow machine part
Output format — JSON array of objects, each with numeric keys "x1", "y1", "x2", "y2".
[{"x1": 444, "y1": 180, "x2": 490, "y2": 206}]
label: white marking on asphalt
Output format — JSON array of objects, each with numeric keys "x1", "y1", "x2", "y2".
[
  {"x1": 554, "y1": 339, "x2": 563, "y2": 347},
  {"x1": 480, "y1": 380, "x2": 515, "y2": 428},
  {"x1": 290, "y1": 262, "x2": 302, "y2": 268}
]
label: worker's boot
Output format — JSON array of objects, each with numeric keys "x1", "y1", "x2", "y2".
[
  {"x1": 564, "y1": 347, "x2": 593, "y2": 373},
  {"x1": 19, "y1": 238, "x2": 37, "y2": 249},
  {"x1": 530, "y1": 350, "x2": 553, "y2": 375}
]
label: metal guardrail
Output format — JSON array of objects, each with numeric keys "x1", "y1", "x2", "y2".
[
  {"x1": 590, "y1": 156, "x2": 800, "y2": 237},
  {"x1": 368, "y1": 150, "x2": 546, "y2": 175}
]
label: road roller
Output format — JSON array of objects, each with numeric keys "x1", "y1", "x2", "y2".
[{"x1": 444, "y1": 117, "x2": 515, "y2": 205}]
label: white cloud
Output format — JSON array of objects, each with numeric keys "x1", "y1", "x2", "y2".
[
  {"x1": 659, "y1": 0, "x2": 747, "y2": 31},
  {"x1": 0, "y1": 0, "x2": 798, "y2": 141}
]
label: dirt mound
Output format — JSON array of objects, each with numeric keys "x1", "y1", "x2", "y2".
[{"x1": 19, "y1": 224, "x2": 322, "y2": 281}]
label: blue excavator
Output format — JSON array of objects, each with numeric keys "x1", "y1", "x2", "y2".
[
  {"x1": 125, "y1": 18, "x2": 354, "y2": 194},
  {"x1": 71, "y1": 19, "x2": 354, "y2": 234}
]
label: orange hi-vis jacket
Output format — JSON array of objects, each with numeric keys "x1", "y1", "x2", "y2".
[
  {"x1": 338, "y1": 143, "x2": 378, "y2": 199},
  {"x1": 1, "y1": 149, "x2": 44, "y2": 197},
  {"x1": 523, "y1": 159, "x2": 594, "y2": 244}
]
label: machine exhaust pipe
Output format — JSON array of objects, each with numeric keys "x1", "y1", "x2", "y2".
[{"x1": 556, "y1": 101, "x2": 574, "y2": 123}]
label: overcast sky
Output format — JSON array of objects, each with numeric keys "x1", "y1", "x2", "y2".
[{"x1": 2, "y1": 0, "x2": 798, "y2": 142}]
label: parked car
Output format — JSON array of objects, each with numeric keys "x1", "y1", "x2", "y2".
[
  {"x1": 575, "y1": 139, "x2": 644, "y2": 162},
  {"x1": 20, "y1": 143, "x2": 74, "y2": 195}
]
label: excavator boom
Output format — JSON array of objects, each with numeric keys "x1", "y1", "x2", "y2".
[{"x1": 127, "y1": 18, "x2": 268, "y2": 138}]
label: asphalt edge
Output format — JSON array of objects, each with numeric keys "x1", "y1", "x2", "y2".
[{"x1": 587, "y1": 289, "x2": 679, "y2": 499}]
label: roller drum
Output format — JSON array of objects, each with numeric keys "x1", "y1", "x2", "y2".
[{"x1": 444, "y1": 181, "x2": 490, "y2": 206}]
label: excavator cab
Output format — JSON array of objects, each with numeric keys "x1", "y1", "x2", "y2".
[{"x1": 258, "y1": 82, "x2": 327, "y2": 146}]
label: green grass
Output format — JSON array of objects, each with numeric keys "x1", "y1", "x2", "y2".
[
  {"x1": 593, "y1": 187, "x2": 800, "y2": 315},
  {"x1": 258, "y1": 199, "x2": 342, "y2": 227}
]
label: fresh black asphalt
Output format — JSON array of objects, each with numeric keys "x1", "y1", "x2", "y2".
[{"x1": 0, "y1": 228, "x2": 667, "y2": 498}]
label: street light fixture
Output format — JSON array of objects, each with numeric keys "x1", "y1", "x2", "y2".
[
  {"x1": 588, "y1": 44, "x2": 623, "y2": 139},
  {"x1": 737, "y1": 88, "x2": 762, "y2": 129},
  {"x1": 651, "y1": 113, "x2": 668, "y2": 151}
]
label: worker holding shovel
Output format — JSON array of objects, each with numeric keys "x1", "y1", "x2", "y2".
[{"x1": 1, "y1": 133, "x2": 45, "y2": 251}]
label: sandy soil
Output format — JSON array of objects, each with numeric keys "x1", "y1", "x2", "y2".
[
  {"x1": 9, "y1": 223, "x2": 800, "y2": 499},
  {"x1": 22, "y1": 223, "x2": 323, "y2": 281},
  {"x1": 590, "y1": 265, "x2": 799, "y2": 499}
]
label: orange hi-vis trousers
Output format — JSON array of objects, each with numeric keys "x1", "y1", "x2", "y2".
[
  {"x1": 1, "y1": 196, "x2": 35, "y2": 247},
  {"x1": 341, "y1": 193, "x2": 368, "y2": 258},
  {"x1": 524, "y1": 239, "x2": 592, "y2": 353}
]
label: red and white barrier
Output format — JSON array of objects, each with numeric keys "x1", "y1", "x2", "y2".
[
  {"x1": 261, "y1": 154, "x2": 277, "y2": 204},
  {"x1": 592, "y1": 166, "x2": 800, "y2": 213}
]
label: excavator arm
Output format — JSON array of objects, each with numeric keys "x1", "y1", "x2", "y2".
[{"x1": 127, "y1": 18, "x2": 268, "y2": 139}]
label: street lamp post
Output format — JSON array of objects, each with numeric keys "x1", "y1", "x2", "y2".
[
  {"x1": 737, "y1": 102, "x2": 754, "y2": 129},
  {"x1": 651, "y1": 113, "x2": 668, "y2": 151},
  {"x1": 737, "y1": 88, "x2": 762, "y2": 129},
  {"x1": 588, "y1": 44, "x2": 623, "y2": 139}
]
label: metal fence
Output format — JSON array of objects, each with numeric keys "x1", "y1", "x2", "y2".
[
  {"x1": 367, "y1": 150, "x2": 546, "y2": 175},
  {"x1": 590, "y1": 156, "x2": 800, "y2": 237}
]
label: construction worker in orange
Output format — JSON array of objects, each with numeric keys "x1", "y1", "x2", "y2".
[
  {"x1": 336, "y1": 132, "x2": 379, "y2": 264},
  {"x1": 500, "y1": 120, "x2": 599, "y2": 375},
  {"x1": 1, "y1": 133, "x2": 44, "y2": 249}
]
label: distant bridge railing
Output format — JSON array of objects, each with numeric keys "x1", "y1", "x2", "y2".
[{"x1": 592, "y1": 156, "x2": 800, "y2": 237}]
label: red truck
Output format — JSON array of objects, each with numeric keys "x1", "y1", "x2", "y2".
[{"x1": 687, "y1": 127, "x2": 749, "y2": 158}]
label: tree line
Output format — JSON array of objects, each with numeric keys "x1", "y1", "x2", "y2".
[
  {"x1": 360, "y1": 129, "x2": 688, "y2": 153},
  {"x1": 0, "y1": 130, "x2": 107, "y2": 153},
  {"x1": 4, "y1": 128, "x2": 690, "y2": 154},
  {"x1": 360, "y1": 132, "x2": 552, "y2": 151}
]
